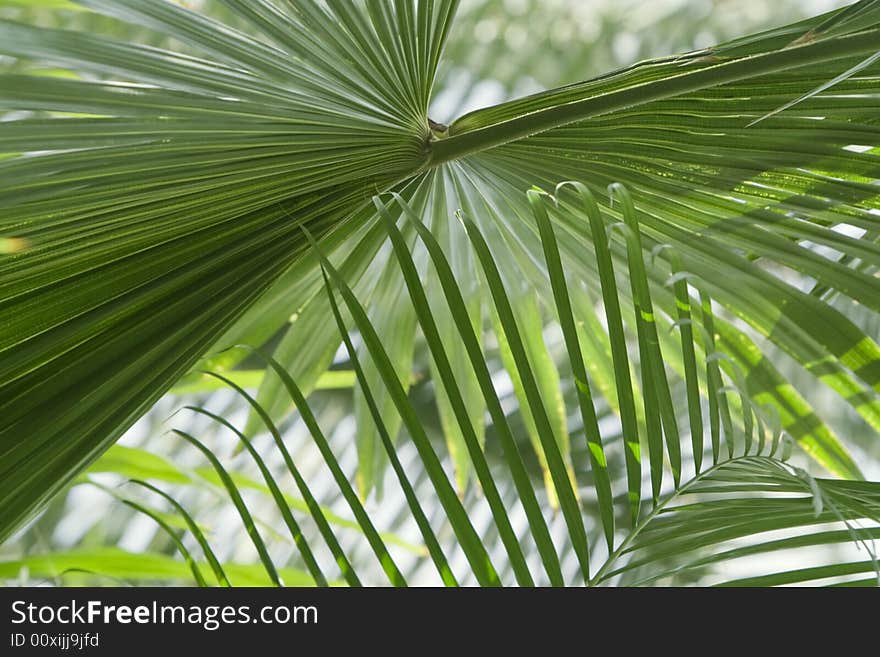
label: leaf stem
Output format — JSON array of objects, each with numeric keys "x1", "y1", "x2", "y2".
[{"x1": 428, "y1": 30, "x2": 880, "y2": 164}]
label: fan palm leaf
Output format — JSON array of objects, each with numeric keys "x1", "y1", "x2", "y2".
[{"x1": 1, "y1": 0, "x2": 879, "y2": 587}]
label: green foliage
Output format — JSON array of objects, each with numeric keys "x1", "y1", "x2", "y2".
[{"x1": 1, "y1": 0, "x2": 879, "y2": 586}]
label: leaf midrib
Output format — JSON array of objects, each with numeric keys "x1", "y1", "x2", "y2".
[{"x1": 424, "y1": 28, "x2": 880, "y2": 165}]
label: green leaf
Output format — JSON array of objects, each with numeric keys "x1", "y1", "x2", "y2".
[
  {"x1": 127, "y1": 479, "x2": 231, "y2": 587},
  {"x1": 3, "y1": 0, "x2": 880, "y2": 589},
  {"x1": 594, "y1": 457, "x2": 880, "y2": 586},
  {"x1": 571, "y1": 183, "x2": 643, "y2": 524},
  {"x1": 459, "y1": 209, "x2": 591, "y2": 583},
  {"x1": 320, "y1": 239, "x2": 459, "y2": 587},
  {"x1": 182, "y1": 404, "x2": 328, "y2": 587},
  {"x1": 0, "y1": 548, "x2": 316, "y2": 586},
  {"x1": 309, "y1": 226, "x2": 500, "y2": 586},
  {"x1": 0, "y1": 0, "x2": 455, "y2": 541},
  {"x1": 377, "y1": 196, "x2": 534, "y2": 586},
  {"x1": 245, "y1": 347, "x2": 408, "y2": 586},
  {"x1": 87, "y1": 445, "x2": 190, "y2": 484},
  {"x1": 528, "y1": 189, "x2": 614, "y2": 551},
  {"x1": 174, "y1": 429, "x2": 283, "y2": 587},
  {"x1": 424, "y1": 174, "x2": 486, "y2": 493},
  {"x1": 395, "y1": 189, "x2": 564, "y2": 585},
  {"x1": 171, "y1": 369, "x2": 355, "y2": 396},
  {"x1": 352, "y1": 211, "x2": 421, "y2": 499}
]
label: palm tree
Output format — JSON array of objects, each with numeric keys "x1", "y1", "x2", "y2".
[{"x1": 1, "y1": 0, "x2": 879, "y2": 586}]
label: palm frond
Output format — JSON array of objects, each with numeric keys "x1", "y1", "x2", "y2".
[
  {"x1": 1, "y1": 0, "x2": 879, "y2": 586},
  {"x1": 52, "y1": 182, "x2": 879, "y2": 586},
  {"x1": 0, "y1": 0, "x2": 455, "y2": 539}
]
